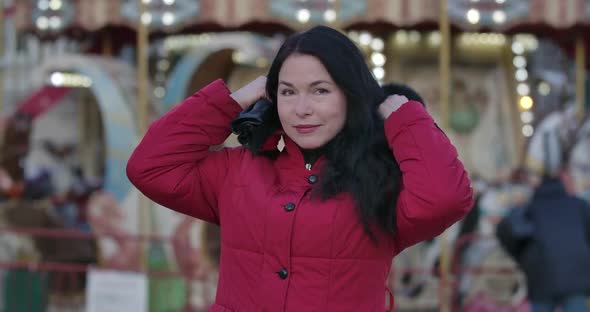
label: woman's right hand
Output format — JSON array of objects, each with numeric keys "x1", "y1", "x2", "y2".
[{"x1": 230, "y1": 76, "x2": 268, "y2": 110}]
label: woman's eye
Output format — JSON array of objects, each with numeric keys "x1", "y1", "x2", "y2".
[
  {"x1": 280, "y1": 89, "x2": 295, "y2": 96},
  {"x1": 314, "y1": 88, "x2": 330, "y2": 95}
]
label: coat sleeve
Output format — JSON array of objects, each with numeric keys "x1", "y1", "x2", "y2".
[
  {"x1": 385, "y1": 101, "x2": 474, "y2": 253},
  {"x1": 126, "y1": 80, "x2": 244, "y2": 224},
  {"x1": 495, "y1": 207, "x2": 533, "y2": 261}
]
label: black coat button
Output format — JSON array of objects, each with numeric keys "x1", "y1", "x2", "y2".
[
  {"x1": 284, "y1": 202, "x2": 296, "y2": 212},
  {"x1": 308, "y1": 175, "x2": 318, "y2": 184},
  {"x1": 278, "y1": 268, "x2": 288, "y2": 279}
]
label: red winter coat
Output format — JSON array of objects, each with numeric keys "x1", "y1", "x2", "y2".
[{"x1": 127, "y1": 80, "x2": 473, "y2": 311}]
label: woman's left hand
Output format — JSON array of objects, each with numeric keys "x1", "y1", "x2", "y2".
[{"x1": 378, "y1": 95, "x2": 409, "y2": 119}]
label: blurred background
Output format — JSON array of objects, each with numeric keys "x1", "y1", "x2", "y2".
[{"x1": 0, "y1": 0, "x2": 588, "y2": 311}]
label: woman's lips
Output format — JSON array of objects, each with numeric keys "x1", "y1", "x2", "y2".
[{"x1": 294, "y1": 125, "x2": 320, "y2": 134}]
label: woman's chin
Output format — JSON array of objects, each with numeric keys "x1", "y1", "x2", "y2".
[{"x1": 291, "y1": 137, "x2": 325, "y2": 150}]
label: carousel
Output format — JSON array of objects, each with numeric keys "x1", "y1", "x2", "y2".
[{"x1": 1, "y1": 0, "x2": 589, "y2": 311}]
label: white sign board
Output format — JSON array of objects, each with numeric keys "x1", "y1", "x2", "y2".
[{"x1": 85, "y1": 269, "x2": 148, "y2": 312}]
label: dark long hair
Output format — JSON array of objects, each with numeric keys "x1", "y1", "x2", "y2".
[{"x1": 249, "y1": 25, "x2": 402, "y2": 239}]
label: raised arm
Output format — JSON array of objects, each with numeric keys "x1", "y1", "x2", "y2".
[
  {"x1": 126, "y1": 79, "x2": 244, "y2": 224},
  {"x1": 382, "y1": 100, "x2": 474, "y2": 252}
]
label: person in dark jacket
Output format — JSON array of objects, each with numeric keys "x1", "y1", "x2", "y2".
[
  {"x1": 127, "y1": 25, "x2": 473, "y2": 311},
  {"x1": 497, "y1": 163, "x2": 590, "y2": 312}
]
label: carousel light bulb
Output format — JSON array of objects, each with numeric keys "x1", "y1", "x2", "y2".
[
  {"x1": 395, "y1": 31, "x2": 408, "y2": 45},
  {"x1": 528, "y1": 37, "x2": 539, "y2": 51},
  {"x1": 371, "y1": 52, "x2": 386, "y2": 67},
  {"x1": 521, "y1": 111, "x2": 534, "y2": 124},
  {"x1": 372, "y1": 67, "x2": 385, "y2": 80},
  {"x1": 154, "y1": 86, "x2": 166, "y2": 98},
  {"x1": 157, "y1": 59, "x2": 170, "y2": 71},
  {"x1": 36, "y1": 16, "x2": 49, "y2": 30},
  {"x1": 538, "y1": 81, "x2": 551, "y2": 96},
  {"x1": 348, "y1": 31, "x2": 359, "y2": 42},
  {"x1": 163, "y1": 0, "x2": 175, "y2": 5},
  {"x1": 162, "y1": 12, "x2": 175, "y2": 25},
  {"x1": 359, "y1": 32, "x2": 372, "y2": 46},
  {"x1": 296, "y1": 9, "x2": 310, "y2": 23},
  {"x1": 517, "y1": 83, "x2": 530, "y2": 96},
  {"x1": 232, "y1": 51, "x2": 246, "y2": 63},
  {"x1": 49, "y1": 72, "x2": 92, "y2": 87},
  {"x1": 522, "y1": 125, "x2": 534, "y2": 137},
  {"x1": 519, "y1": 96, "x2": 534, "y2": 110},
  {"x1": 496, "y1": 0, "x2": 506, "y2": 3},
  {"x1": 466, "y1": 9, "x2": 480, "y2": 24},
  {"x1": 408, "y1": 31, "x2": 421, "y2": 43},
  {"x1": 141, "y1": 12, "x2": 152, "y2": 25},
  {"x1": 512, "y1": 41, "x2": 525, "y2": 54},
  {"x1": 49, "y1": 0, "x2": 62, "y2": 10},
  {"x1": 38, "y1": 0, "x2": 50, "y2": 11},
  {"x1": 492, "y1": 10, "x2": 506, "y2": 24},
  {"x1": 49, "y1": 16, "x2": 62, "y2": 29},
  {"x1": 81, "y1": 78, "x2": 92, "y2": 88},
  {"x1": 513, "y1": 55, "x2": 527, "y2": 68},
  {"x1": 428, "y1": 32, "x2": 442, "y2": 46},
  {"x1": 515, "y1": 68, "x2": 528, "y2": 81},
  {"x1": 323, "y1": 9, "x2": 336, "y2": 23},
  {"x1": 371, "y1": 38, "x2": 385, "y2": 51},
  {"x1": 50, "y1": 72, "x2": 65, "y2": 86}
]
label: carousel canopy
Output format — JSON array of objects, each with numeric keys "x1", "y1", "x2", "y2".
[{"x1": 12, "y1": 0, "x2": 590, "y2": 35}]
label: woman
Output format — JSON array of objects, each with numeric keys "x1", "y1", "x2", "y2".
[{"x1": 127, "y1": 25, "x2": 473, "y2": 311}]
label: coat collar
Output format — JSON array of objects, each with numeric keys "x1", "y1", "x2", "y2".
[
  {"x1": 260, "y1": 131, "x2": 326, "y2": 187},
  {"x1": 533, "y1": 177, "x2": 567, "y2": 198}
]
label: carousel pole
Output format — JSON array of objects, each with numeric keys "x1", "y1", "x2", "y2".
[
  {"x1": 317, "y1": 0, "x2": 342, "y2": 32},
  {"x1": 333, "y1": 0, "x2": 342, "y2": 29},
  {"x1": 438, "y1": 0, "x2": 452, "y2": 311},
  {"x1": 0, "y1": 1, "x2": 5, "y2": 115},
  {"x1": 576, "y1": 34, "x2": 586, "y2": 121},
  {"x1": 439, "y1": 0, "x2": 451, "y2": 129},
  {"x1": 136, "y1": 0, "x2": 151, "y2": 269}
]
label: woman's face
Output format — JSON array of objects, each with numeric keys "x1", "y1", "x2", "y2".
[{"x1": 277, "y1": 53, "x2": 347, "y2": 150}]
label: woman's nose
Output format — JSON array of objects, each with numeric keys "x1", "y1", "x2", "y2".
[{"x1": 294, "y1": 96, "x2": 312, "y2": 117}]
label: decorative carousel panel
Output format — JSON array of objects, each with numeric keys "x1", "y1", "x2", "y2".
[
  {"x1": 269, "y1": 0, "x2": 366, "y2": 24},
  {"x1": 31, "y1": 0, "x2": 76, "y2": 33},
  {"x1": 120, "y1": 0, "x2": 200, "y2": 31},
  {"x1": 448, "y1": 0, "x2": 529, "y2": 30},
  {"x1": 13, "y1": 0, "x2": 590, "y2": 34},
  {"x1": 353, "y1": 0, "x2": 439, "y2": 27},
  {"x1": 218, "y1": 0, "x2": 274, "y2": 26},
  {"x1": 398, "y1": 62, "x2": 519, "y2": 180},
  {"x1": 449, "y1": 0, "x2": 590, "y2": 31},
  {"x1": 529, "y1": 0, "x2": 589, "y2": 28}
]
